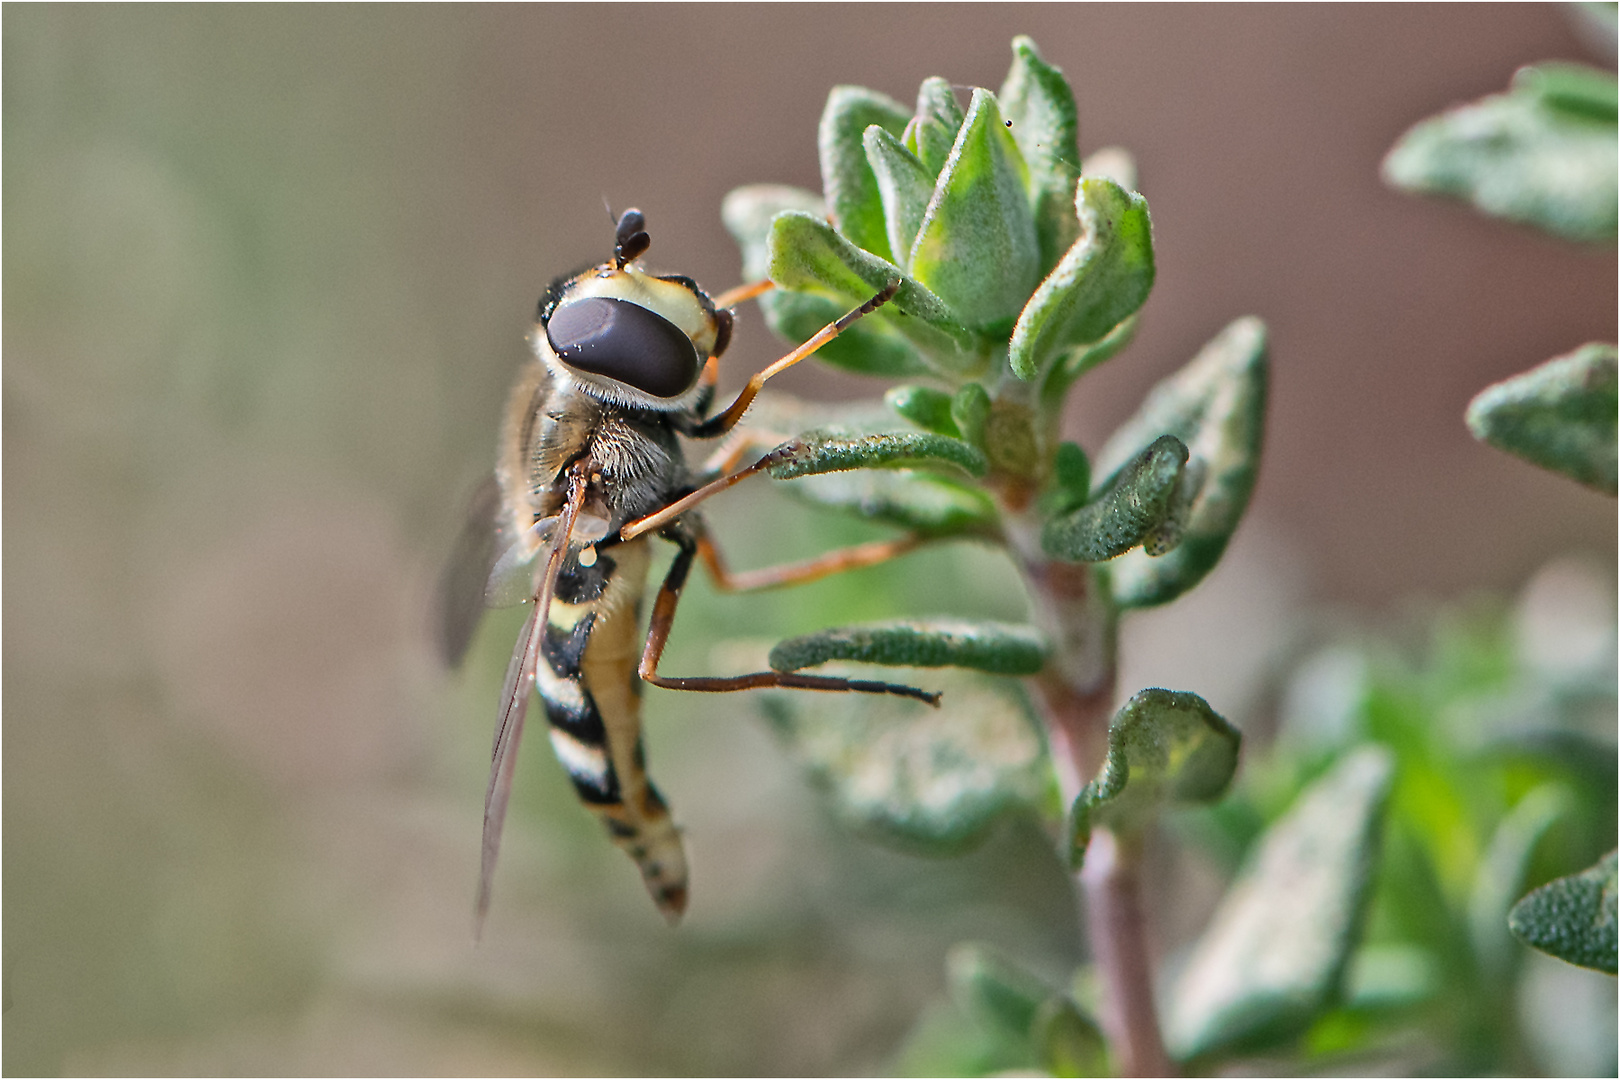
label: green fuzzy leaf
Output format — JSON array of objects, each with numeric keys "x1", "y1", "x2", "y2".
[
  {"x1": 1050, "y1": 441, "x2": 1091, "y2": 510},
  {"x1": 1508, "y1": 850, "x2": 1619, "y2": 974},
  {"x1": 1382, "y1": 62, "x2": 1618, "y2": 243},
  {"x1": 950, "y1": 382, "x2": 991, "y2": 447},
  {"x1": 885, "y1": 384, "x2": 960, "y2": 435},
  {"x1": 1466, "y1": 343, "x2": 1618, "y2": 494},
  {"x1": 770, "y1": 429, "x2": 989, "y2": 480},
  {"x1": 908, "y1": 77, "x2": 967, "y2": 177},
  {"x1": 767, "y1": 210, "x2": 977, "y2": 368},
  {"x1": 1000, "y1": 36, "x2": 1083, "y2": 275},
  {"x1": 1165, "y1": 746, "x2": 1394, "y2": 1061},
  {"x1": 909, "y1": 89, "x2": 1041, "y2": 334},
  {"x1": 1039, "y1": 313, "x2": 1140, "y2": 409},
  {"x1": 778, "y1": 467, "x2": 997, "y2": 536},
  {"x1": 722, "y1": 185, "x2": 929, "y2": 377},
  {"x1": 1098, "y1": 317, "x2": 1269, "y2": 608},
  {"x1": 1068, "y1": 688, "x2": 1240, "y2": 860},
  {"x1": 1009, "y1": 178, "x2": 1155, "y2": 381},
  {"x1": 770, "y1": 619, "x2": 1047, "y2": 676},
  {"x1": 865, "y1": 126, "x2": 936, "y2": 272},
  {"x1": 1041, "y1": 435, "x2": 1188, "y2": 562},
  {"x1": 819, "y1": 85, "x2": 912, "y2": 261},
  {"x1": 758, "y1": 667, "x2": 1050, "y2": 854},
  {"x1": 1034, "y1": 995, "x2": 1109, "y2": 1078}
]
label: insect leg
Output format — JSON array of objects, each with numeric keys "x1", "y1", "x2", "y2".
[
  {"x1": 711, "y1": 279, "x2": 775, "y2": 310},
  {"x1": 696, "y1": 529, "x2": 927, "y2": 593},
  {"x1": 638, "y1": 527, "x2": 941, "y2": 706},
  {"x1": 477, "y1": 458, "x2": 592, "y2": 932},
  {"x1": 692, "y1": 279, "x2": 900, "y2": 439}
]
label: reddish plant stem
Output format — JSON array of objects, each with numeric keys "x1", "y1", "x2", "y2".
[{"x1": 1019, "y1": 550, "x2": 1173, "y2": 1077}]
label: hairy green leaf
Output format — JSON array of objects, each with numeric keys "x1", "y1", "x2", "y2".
[
  {"x1": 1165, "y1": 747, "x2": 1394, "y2": 1061},
  {"x1": 1508, "y1": 850, "x2": 1618, "y2": 974},
  {"x1": 722, "y1": 185, "x2": 928, "y2": 377},
  {"x1": 770, "y1": 429, "x2": 988, "y2": 480},
  {"x1": 1098, "y1": 317, "x2": 1269, "y2": 608},
  {"x1": 819, "y1": 85, "x2": 912, "y2": 260},
  {"x1": 1046, "y1": 441, "x2": 1091, "y2": 515},
  {"x1": 1042, "y1": 434, "x2": 1188, "y2": 562},
  {"x1": 758, "y1": 668, "x2": 1050, "y2": 853},
  {"x1": 1469, "y1": 784, "x2": 1578, "y2": 977},
  {"x1": 865, "y1": 126, "x2": 936, "y2": 271},
  {"x1": 909, "y1": 89, "x2": 1041, "y2": 334},
  {"x1": 778, "y1": 467, "x2": 997, "y2": 536},
  {"x1": 1466, "y1": 343, "x2": 1618, "y2": 495},
  {"x1": 770, "y1": 619, "x2": 1046, "y2": 676},
  {"x1": 1382, "y1": 62, "x2": 1618, "y2": 243},
  {"x1": 1000, "y1": 36, "x2": 1083, "y2": 275},
  {"x1": 1009, "y1": 177, "x2": 1155, "y2": 380},
  {"x1": 950, "y1": 382, "x2": 991, "y2": 447},
  {"x1": 1039, "y1": 312, "x2": 1140, "y2": 408},
  {"x1": 907, "y1": 77, "x2": 967, "y2": 178},
  {"x1": 885, "y1": 384, "x2": 960, "y2": 436},
  {"x1": 767, "y1": 209, "x2": 976, "y2": 368},
  {"x1": 1069, "y1": 688, "x2": 1240, "y2": 861}
]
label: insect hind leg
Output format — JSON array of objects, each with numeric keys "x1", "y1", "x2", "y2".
[{"x1": 639, "y1": 527, "x2": 941, "y2": 706}]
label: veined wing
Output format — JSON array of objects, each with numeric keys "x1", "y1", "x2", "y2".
[{"x1": 434, "y1": 475, "x2": 503, "y2": 667}]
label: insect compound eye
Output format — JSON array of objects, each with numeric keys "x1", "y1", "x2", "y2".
[{"x1": 546, "y1": 296, "x2": 700, "y2": 399}]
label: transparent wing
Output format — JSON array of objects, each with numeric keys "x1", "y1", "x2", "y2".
[{"x1": 434, "y1": 475, "x2": 502, "y2": 667}]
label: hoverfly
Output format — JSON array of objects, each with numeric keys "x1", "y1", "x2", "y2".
[{"x1": 439, "y1": 209, "x2": 938, "y2": 926}]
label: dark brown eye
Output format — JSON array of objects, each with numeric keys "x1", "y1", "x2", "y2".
[{"x1": 546, "y1": 297, "x2": 700, "y2": 399}]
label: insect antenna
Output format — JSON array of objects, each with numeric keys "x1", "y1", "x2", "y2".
[{"x1": 614, "y1": 208, "x2": 650, "y2": 269}]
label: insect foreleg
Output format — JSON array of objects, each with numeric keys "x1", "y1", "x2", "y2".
[
  {"x1": 711, "y1": 279, "x2": 775, "y2": 310},
  {"x1": 696, "y1": 529, "x2": 927, "y2": 593},
  {"x1": 693, "y1": 279, "x2": 900, "y2": 439},
  {"x1": 639, "y1": 527, "x2": 941, "y2": 706}
]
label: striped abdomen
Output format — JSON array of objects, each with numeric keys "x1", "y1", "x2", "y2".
[{"x1": 534, "y1": 537, "x2": 689, "y2": 921}]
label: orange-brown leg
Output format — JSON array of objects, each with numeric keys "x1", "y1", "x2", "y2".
[
  {"x1": 712, "y1": 279, "x2": 775, "y2": 310},
  {"x1": 638, "y1": 528, "x2": 940, "y2": 706},
  {"x1": 696, "y1": 530, "x2": 926, "y2": 593}
]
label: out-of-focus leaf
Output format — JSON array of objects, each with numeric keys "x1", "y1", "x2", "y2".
[
  {"x1": 721, "y1": 184, "x2": 929, "y2": 377},
  {"x1": 906, "y1": 76, "x2": 967, "y2": 178},
  {"x1": 1039, "y1": 313, "x2": 1140, "y2": 409},
  {"x1": 950, "y1": 382, "x2": 991, "y2": 447},
  {"x1": 779, "y1": 467, "x2": 997, "y2": 537},
  {"x1": 999, "y1": 36, "x2": 1083, "y2": 275},
  {"x1": 1034, "y1": 994, "x2": 1110, "y2": 1078},
  {"x1": 1043, "y1": 440, "x2": 1092, "y2": 516},
  {"x1": 1165, "y1": 746, "x2": 1395, "y2": 1061},
  {"x1": 865, "y1": 126, "x2": 935, "y2": 272},
  {"x1": 819, "y1": 85, "x2": 912, "y2": 261},
  {"x1": 758, "y1": 667, "x2": 1050, "y2": 853},
  {"x1": 1508, "y1": 850, "x2": 1619, "y2": 973},
  {"x1": 1382, "y1": 62, "x2": 1618, "y2": 243},
  {"x1": 770, "y1": 429, "x2": 988, "y2": 480},
  {"x1": 1466, "y1": 343, "x2": 1618, "y2": 495},
  {"x1": 769, "y1": 619, "x2": 1046, "y2": 676},
  {"x1": 1097, "y1": 317, "x2": 1269, "y2": 608},
  {"x1": 1069, "y1": 688, "x2": 1241, "y2": 863},
  {"x1": 767, "y1": 210, "x2": 977, "y2": 368},
  {"x1": 885, "y1": 384, "x2": 960, "y2": 436},
  {"x1": 1469, "y1": 783, "x2": 1578, "y2": 976},
  {"x1": 948, "y1": 942, "x2": 1050, "y2": 1040},
  {"x1": 909, "y1": 88, "x2": 1041, "y2": 335},
  {"x1": 1042, "y1": 435, "x2": 1187, "y2": 562},
  {"x1": 1009, "y1": 177, "x2": 1155, "y2": 380},
  {"x1": 984, "y1": 398, "x2": 1040, "y2": 479}
]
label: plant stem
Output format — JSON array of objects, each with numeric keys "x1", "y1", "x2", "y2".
[{"x1": 1017, "y1": 545, "x2": 1172, "y2": 1077}]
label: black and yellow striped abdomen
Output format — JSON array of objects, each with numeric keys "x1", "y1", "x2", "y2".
[{"x1": 535, "y1": 536, "x2": 689, "y2": 921}]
